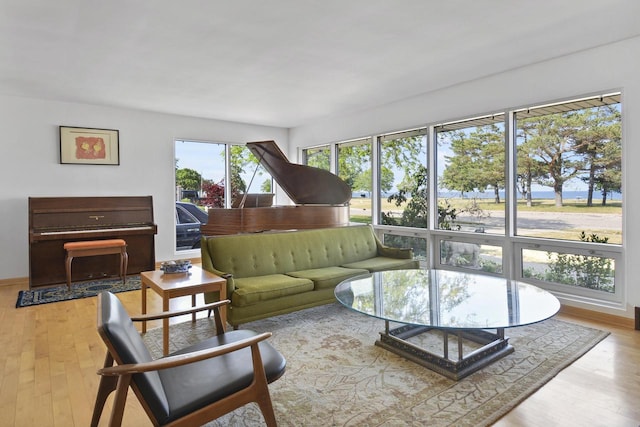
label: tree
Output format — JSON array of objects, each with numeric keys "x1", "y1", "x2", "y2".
[
  {"x1": 261, "y1": 178, "x2": 272, "y2": 193},
  {"x1": 516, "y1": 133, "x2": 547, "y2": 207},
  {"x1": 175, "y1": 168, "x2": 202, "y2": 191},
  {"x1": 440, "y1": 130, "x2": 477, "y2": 195},
  {"x1": 573, "y1": 105, "x2": 622, "y2": 206},
  {"x1": 353, "y1": 167, "x2": 394, "y2": 194},
  {"x1": 337, "y1": 143, "x2": 371, "y2": 189},
  {"x1": 305, "y1": 147, "x2": 330, "y2": 170},
  {"x1": 383, "y1": 165, "x2": 459, "y2": 230},
  {"x1": 200, "y1": 179, "x2": 225, "y2": 207},
  {"x1": 518, "y1": 113, "x2": 583, "y2": 207},
  {"x1": 518, "y1": 104, "x2": 621, "y2": 207},
  {"x1": 440, "y1": 125, "x2": 505, "y2": 203}
]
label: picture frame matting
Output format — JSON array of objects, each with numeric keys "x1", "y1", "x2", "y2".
[{"x1": 59, "y1": 126, "x2": 120, "y2": 165}]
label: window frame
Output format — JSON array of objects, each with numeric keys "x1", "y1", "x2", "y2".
[{"x1": 305, "y1": 91, "x2": 624, "y2": 309}]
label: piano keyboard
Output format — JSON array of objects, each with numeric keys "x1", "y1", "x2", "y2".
[{"x1": 38, "y1": 226, "x2": 154, "y2": 235}]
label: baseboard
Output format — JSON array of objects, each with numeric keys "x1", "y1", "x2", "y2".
[
  {"x1": 0, "y1": 276, "x2": 29, "y2": 288},
  {"x1": 560, "y1": 305, "x2": 635, "y2": 329}
]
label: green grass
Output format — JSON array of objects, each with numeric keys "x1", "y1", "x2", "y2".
[
  {"x1": 348, "y1": 197, "x2": 622, "y2": 244},
  {"x1": 445, "y1": 198, "x2": 621, "y2": 214}
]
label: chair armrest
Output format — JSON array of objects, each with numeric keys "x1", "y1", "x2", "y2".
[
  {"x1": 97, "y1": 332, "x2": 272, "y2": 376},
  {"x1": 130, "y1": 299, "x2": 230, "y2": 322}
]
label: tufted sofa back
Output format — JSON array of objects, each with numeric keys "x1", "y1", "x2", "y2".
[{"x1": 203, "y1": 225, "x2": 379, "y2": 278}]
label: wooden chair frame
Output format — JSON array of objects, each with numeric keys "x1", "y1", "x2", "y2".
[{"x1": 92, "y1": 296, "x2": 281, "y2": 427}]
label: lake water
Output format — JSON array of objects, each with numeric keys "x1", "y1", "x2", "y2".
[{"x1": 356, "y1": 190, "x2": 622, "y2": 200}]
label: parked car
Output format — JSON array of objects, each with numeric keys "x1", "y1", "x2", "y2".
[{"x1": 176, "y1": 202, "x2": 208, "y2": 250}]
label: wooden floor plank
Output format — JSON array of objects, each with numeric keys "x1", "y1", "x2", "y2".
[{"x1": 0, "y1": 280, "x2": 638, "y2": 426}]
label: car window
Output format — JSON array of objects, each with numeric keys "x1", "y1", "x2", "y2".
[{"x1": 176, "y1": 206, "x2": 198, "y2": 225}]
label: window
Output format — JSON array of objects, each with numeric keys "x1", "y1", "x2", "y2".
[
  {"x1": 382, "y1": 232, "x2": 428, "y2": 263},
  {"x1": 229, "y1": 145, "x2": 274, "y2": 207},
  {"x1": 514, "y1": 94, "x2": 622, "y2": 244},
  {"x1": 302, "y1": 145, "x2": 331, "y2": 170},
  {"x1": 337, "y1": 138, "x2": 372, "y2": 223},
  {"x1": 435, "y1": 114, "x2": 506, "y2": 234},
  {"x1": 379, "y1": 129, "x2": 428, "y2": 228},
  {"x1": 174, "y1": 140, "x2": 227, "y2": 251},
  {"x1": 315, "y1": 91, "x2": 623, "y2": 306},
  {"x1": 437, "y1": 239, "x2": 503, "y2": 274}
]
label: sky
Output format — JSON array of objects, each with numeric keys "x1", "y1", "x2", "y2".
[{"x1": 175, "y1": 140, "x2": 267, "y2": 192}]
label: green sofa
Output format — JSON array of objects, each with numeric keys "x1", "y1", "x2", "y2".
[{"x1": 201, "y1": 225, "x2": 419, "y2": 327}]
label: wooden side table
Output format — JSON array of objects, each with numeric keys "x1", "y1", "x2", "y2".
[{"x1": 140, "y1": 265, "x2": 227, "y2": 355}]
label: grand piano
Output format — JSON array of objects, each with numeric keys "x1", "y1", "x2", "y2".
[
  {"x1": 201, "y1": 140, "x2": 351, "y2": 236},
  {"x1": 28, "y1": 196, "x2": 157, "y2": 288}
]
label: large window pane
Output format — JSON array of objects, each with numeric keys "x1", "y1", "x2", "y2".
[
  {"x1": 515, "y1": 94, "x2": 622, "y2": 244},
  {"x1": 382, "y1": 233, "x2": 428, "y2": 262},
  {"x1": 521, "y1": 248, "x2": 615, "y2": 294},
  {"x1": 436, "y1": 115, "x2": 506, "y2": 234},
  {"x1": 174, "y1": 140, "x2": 226, "y2": 251},
  {"x1": 337, "y1": 138, "x2": 372, "y2": 223},
  {"x1": 439, "y1": 239, "x2": 503, "y2": 274},
  {"x1": 379, "y1": 129, "x2": 428, "y2": 228},
  {"x1": 302, "y1": 145, "x2": 330, "y2": 170},
  {"x1": 229, "y1": 145, "x2": 274, "y2": 207}
]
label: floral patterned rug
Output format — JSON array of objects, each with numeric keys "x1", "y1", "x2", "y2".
[
  {"x1": 16, "y1": 275, "x2": 141, "y2": 307},
  {"x1": 143, "y1": 303, "x2": 609, "y2": 427}
]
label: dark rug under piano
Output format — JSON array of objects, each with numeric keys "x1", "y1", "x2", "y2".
[{"x1": 16, "y1": 275, "x2": 141, "y2": 308}]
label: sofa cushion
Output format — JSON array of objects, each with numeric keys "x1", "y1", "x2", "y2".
[
  {"x1": 286, "y1": 266, "x2": 369, "y2": 290},
  {"x1": 341, "y1": 256, "x2": 420, "y2": 272},
  {"x1": 232, "y1": 274, "x2": 313, "y2": 307}
]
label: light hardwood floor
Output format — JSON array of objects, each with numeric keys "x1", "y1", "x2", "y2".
[{"x1": 1, "y1": 280, "x2": 639, "y2": 427}]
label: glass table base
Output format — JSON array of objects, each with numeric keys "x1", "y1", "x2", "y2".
[{"x1": 376, "y1": 322, "x2": 514, "y2": 380}]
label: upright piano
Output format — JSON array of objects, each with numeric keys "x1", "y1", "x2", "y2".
[
  {"x1": 28, "y1": 196, "x2": 157, "y2": 288},
  {"x1": 201, "y1": 140, "x2": 351, "y2": 236}
]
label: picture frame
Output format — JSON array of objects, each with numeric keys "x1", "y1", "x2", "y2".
[{"x1": 59, "y1": 126, "x2": 120, "y2": 165}]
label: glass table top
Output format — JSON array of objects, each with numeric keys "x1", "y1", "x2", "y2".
[{"x1": 334, "y1": 269, "x2": 560, "y2": 330}]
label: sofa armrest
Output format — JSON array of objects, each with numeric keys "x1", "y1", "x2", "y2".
[
  {"x1": 377, "y1": 244, "x2": 414, "y2": 259},
  {"x1": 201, "y1": 236, "x2": 235, "y2": 296},
  {"x1": 371, "y1": 229, "x2": 414, "y2": 259}
]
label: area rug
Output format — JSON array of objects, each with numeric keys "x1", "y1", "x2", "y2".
[
  {"x1": 142, "y1": 303, "x2": 609, "y2": 427},
  {"x1": 16, "y1": 275, "x2": 141, "y2": 307}
]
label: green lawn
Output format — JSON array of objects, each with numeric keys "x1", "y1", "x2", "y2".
[{"x1": 348, "y1": 197, "x2": 622, "y2": 244}]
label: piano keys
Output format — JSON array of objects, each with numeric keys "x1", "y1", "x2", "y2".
[
  {"x1": 28, "y1": 196, "x2": 157, "y2": 288},
  {"x1": 201, "y1": 140, "x2": 351, "y2": 236}
]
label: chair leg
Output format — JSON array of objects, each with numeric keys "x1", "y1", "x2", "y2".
[
  {"x1": 256, "y1": 392, "x2": 278, "y2": 427},
  {"x1": 65, "y1": 253, "x2": 73, "y2": 291},
  {"x1": 107, "y1": 375, "x2": 132, "y2": 427},
  {"x1": 91, "y1": 353, "x2": 118, "y2": 427},
  {"x1": 250, "y1": 345, "x2": 278, "y2": 427},
  {"x1": 120, "y1": 248, "x2": 128, "y2": 284}
]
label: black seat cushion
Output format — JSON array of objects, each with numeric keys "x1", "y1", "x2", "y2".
[
  {"x1": 159, "y1": 331, "x2": 286, "y2": 424},
  {"x1": 98, "y1": 292, "x2": 286, "y2": 425}
]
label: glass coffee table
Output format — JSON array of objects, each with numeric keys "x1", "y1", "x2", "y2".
[{"x1": 334, "y1": 269, "x2": 560, "y2": 380}]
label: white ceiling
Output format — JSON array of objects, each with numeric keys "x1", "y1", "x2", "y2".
[{"x1": 1, "y1": 1, "x2": 639, "y2": 128}]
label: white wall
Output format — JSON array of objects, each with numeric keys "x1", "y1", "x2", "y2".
[
  {"x1": 0, "y1": 96, "x2": 288, "y2": 281},
  {"x1": 290, "y1": 36, "x2": 640, "y2": 319}
]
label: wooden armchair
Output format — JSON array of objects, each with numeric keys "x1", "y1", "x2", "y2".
[{"x1": 91, "y1": 291, "x2": 286, "y2": 427}]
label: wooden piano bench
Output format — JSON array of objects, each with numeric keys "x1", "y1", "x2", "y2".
[{"x1": 63, "y1": 239, "x2": 128, "y2": 290}]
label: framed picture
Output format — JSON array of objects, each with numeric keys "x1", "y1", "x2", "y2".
[{"x1": 59, "y1": 126, "x2": 120, "y2": 165}]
